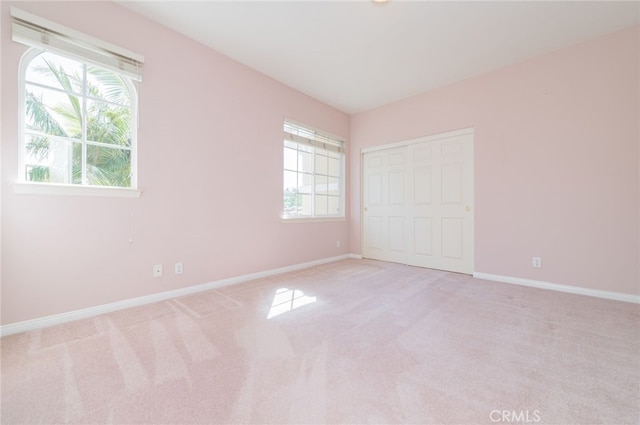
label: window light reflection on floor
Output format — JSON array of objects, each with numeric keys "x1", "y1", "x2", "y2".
[{"x1": 267, "y1": 288, "x2": 317, "y2": 319}]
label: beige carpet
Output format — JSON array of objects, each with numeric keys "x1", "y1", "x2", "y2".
[{"x1": 2, "y1": 259, "x2": 638, "y2": 424}]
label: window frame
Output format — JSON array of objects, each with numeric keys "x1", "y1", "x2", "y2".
[
  {"x1": 16, "y1": 47, "x2": 141, "y2": 198},
  {"x1": 11, "y1": 7, "x2": 143, "y2": 198},
  {"x1": 282, "y1": 120, "x2": 346, "y2": 221}
]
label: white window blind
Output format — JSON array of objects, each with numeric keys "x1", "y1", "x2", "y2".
[
  {"x1": 284, "y1": 120, "x2": 344, "y2": 154},
  {"x1": 11, "y1": 7, "x2": 144, "y2": 81}
]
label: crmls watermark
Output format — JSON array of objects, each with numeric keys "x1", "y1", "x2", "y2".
[{"x1": 490, "y1": 410, "x2": 541, "y2": 423}]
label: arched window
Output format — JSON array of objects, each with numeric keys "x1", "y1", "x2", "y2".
[
  {"x1": 21, "y1": 49, "x2": 138, "y2": 188},
  {"x1": 12, "y1": 8, "x2": 143, "y2": 193}
]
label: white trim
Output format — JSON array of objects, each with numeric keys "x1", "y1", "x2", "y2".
[
  {"x1": 17, "y1": 47, "x2": 139, "y2": 192},
  {"x1": 11, "y1": 7, "x2": 143, "y2": 81},
  {"x1": 281, "y1": 217, "x2": 346, "y2": 224},
  {"x1": 0, "y1": 254, "x2": 355, "y2": 337},
  {"x1": 11, "y1": 8, "x2": 143, "y2": 62},
  {"x1": 14, "y1": 182, "x2": 142, "y2": 198},
  {"x1": 361, "y1": 127, "x2": 473, "y2": 154},
  {"x1": 284, "y1": 118, "x2": 346, "y2": 146},
  {"x1": 473, "y1": 272, "x2": 640, "y2": 304},
  {"x1": 283, "y1": 121, "x2": 347, "y2": 219}
]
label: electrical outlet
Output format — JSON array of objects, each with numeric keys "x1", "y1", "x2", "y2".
[
  {"x1": 532, "y1": 257, "x2": 542, "y2": 268},
  {"x1": 175, "y1": 262, "x2": 184, "y2": 275},
  {"x1": 153, "y1": 264, "x2": 163, "y2": 277},
  {"x1": 336, "y1": 240, "x2": 341, "y2": 248}
]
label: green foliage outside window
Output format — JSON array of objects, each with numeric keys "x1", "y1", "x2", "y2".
[{"x1": 24, "y1": 52, "x2": 134, "y2": 187}]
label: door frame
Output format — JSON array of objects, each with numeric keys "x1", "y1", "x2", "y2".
[{"x1": 360, "y1": 127, "x2": 475, "y2": 271}]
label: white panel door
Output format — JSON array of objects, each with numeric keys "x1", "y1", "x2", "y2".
[
  {"x1": 408, "y1": 134, "x2": 474, "y2": 273},
  {"x1": 362, "y1": 146, "x2": 409, "y2": 264},
  {"x1": 362, "y1": 130, "x2": 474, "y2": 274}
]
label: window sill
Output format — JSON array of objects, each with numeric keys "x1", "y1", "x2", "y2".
[
  {"x1": 281, "y1": 216, "x2": 346, "y2": 224},
  {"x1": 14, "y1": 182, "x2": 142, "y2": 198}
]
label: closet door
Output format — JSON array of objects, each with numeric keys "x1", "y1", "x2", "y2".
[
  {"x1": 362, "y1": 130, "x2": 474, "y2": 274},
  {"x1": 408, "y1": 134, "x2": 474, "y2": 274},
  {"x1": 362, "y1": 146, "x2": 409, "y2": 264}
]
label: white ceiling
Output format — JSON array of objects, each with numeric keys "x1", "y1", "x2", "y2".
[{"x1": 119, "y1": 1, "x2": 639, "y2": 114}]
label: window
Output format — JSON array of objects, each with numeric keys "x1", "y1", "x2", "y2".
[
  {"x1": 12, "y1": 8, "x2": 143, "y2": 191},
  {"x1": 22, "y1": 50, "x2": 136, "y2": 187},
  {"x1": 283, "y1": 120, "x2": 345, "y2": 219}
]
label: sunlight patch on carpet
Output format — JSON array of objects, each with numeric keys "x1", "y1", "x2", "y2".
[{"x1": 267, "y1": 288, "x2": 317, "y2": 319}]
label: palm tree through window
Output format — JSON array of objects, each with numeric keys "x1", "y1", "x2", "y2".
[{"x1": 22, "y1": 50, "x2": 136, "y2": 188}]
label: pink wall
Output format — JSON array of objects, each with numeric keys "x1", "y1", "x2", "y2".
[
  {"x1": 2, "y1": 3, "x2": 638, "y2": 326},
  {"x1": 1, "y1": 2, "x2": 350, "y2": 325},
  {"x1": 350, "y1": 26, "x2": 640, "y2": 296}
]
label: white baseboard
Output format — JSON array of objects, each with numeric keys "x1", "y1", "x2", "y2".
[
  {"x1": 473, "y1": 272, "x2": 640, "y2": 304},
  {"x1": 1, "y1": 254, "x2": 356, "y2": 337}
]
